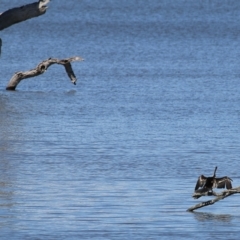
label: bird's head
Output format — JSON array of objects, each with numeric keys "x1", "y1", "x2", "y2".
[{"x1": 213, "y1": 166, "x2": 218, "y2": 176}]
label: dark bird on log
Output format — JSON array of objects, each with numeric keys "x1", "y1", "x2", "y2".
[{"x1": 195, "y1": 166, "x2": 232, "y2": 193}]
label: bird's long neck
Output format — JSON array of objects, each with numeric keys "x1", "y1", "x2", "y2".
[{"x1": 213, "y1": 166, "x2": 217, "y2": 177}]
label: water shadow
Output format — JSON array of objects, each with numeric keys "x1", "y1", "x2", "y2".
[{"x1": 192, "y1": 211, "x2": 232, "y2": 223}]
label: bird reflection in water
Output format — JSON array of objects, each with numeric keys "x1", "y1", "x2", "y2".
[{"x1": 192, "y1": 212, "x2": 232, "y2": 223}]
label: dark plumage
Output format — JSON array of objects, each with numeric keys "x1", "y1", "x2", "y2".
[{"x1": 195, "y1": 166, "x2": 232, "y2": 192}]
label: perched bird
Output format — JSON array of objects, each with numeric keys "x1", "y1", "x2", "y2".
[{"x1": 194, "y1": 166, "x2": 232, "y2": 193}]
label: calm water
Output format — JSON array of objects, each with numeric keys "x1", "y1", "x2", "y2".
[{"x1": 1, "y1": 0, "x2": 240, "y2": 239}]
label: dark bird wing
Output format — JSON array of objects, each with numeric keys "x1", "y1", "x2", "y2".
[
  {"x1": 195, "y1": 175, "x2": 207, "y2": 191},
  {"x1": 214, "y1": 177, "x2": 233, "y2": 189}
]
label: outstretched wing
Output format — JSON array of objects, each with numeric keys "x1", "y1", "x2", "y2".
[
  {"x1": 195, "y1": 175, "x2": 207, "y2": 191},
  {"x1": 214, "y1": 177, "x2": 232, "y2": 189}
]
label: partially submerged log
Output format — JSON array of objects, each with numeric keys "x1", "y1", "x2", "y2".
[
  {"x1": 0, "y1": 0, "x2": 50, "y2": 31},
  {"x1": 6, "y1": 56, "x2": 84, "y2": 90},
  {"x1": 187, "y1": 186, "x2": 240, "y2": 212}
]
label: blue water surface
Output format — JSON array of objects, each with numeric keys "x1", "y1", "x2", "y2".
[{"x1": 1, "y1": 0, "x2": 240, "y2": 239}]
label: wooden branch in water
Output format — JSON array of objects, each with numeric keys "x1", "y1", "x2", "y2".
[
  {"x1": 187, "y1": 186, "x2": 240, "y2": 212},
  {"x1": 6, "y1": 56, "x2": 84, "y2": 90},
  {"x1": 0, "y1": 0, "x2": 50, "y2": 31}
]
